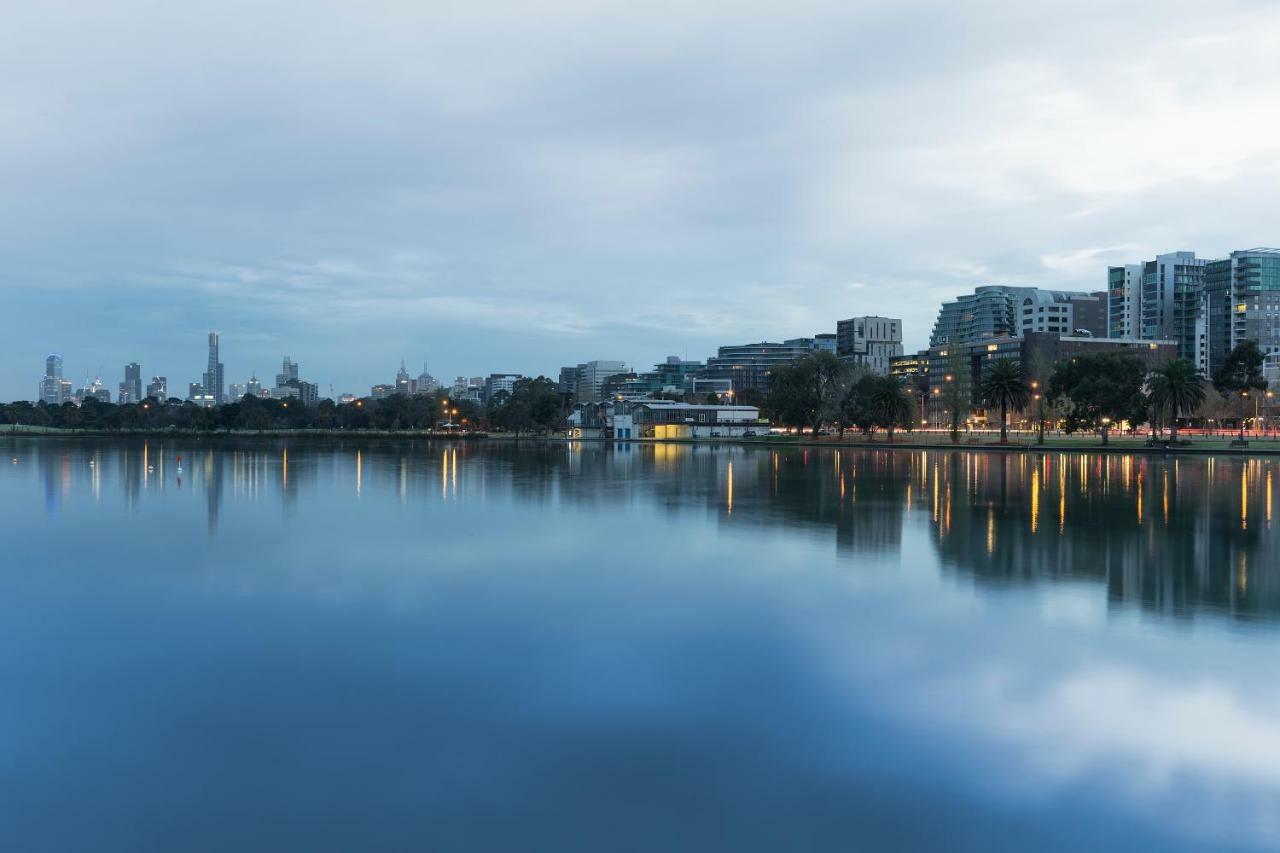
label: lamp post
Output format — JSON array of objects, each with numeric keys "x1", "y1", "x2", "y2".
[{"x1": 1030, "y1": 380, "x2": 1044, "y2": 446}]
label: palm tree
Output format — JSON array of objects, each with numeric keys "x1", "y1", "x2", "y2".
[
  {"x1": 868, "y1": 375, "x2": 911, "y2": 443},
  {"x1": 978, "y1": 358, "x2": 1031, "y2": 444},
  {"x1": 1149, "y1": 358, "x2": 1205, "y2": 444}
]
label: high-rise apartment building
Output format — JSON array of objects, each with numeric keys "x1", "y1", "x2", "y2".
[
  {"x1": 484, "y1": 373, "x2": 525, "y2": 402},
  {"x1": 1107, "y1": 264, "x2": 1143, "y2": 339},
  {"x1": 931, "y1": 286, "x2": 1103, "y2": 347},
  {"x1": 1204, "y1": 248, "x2": 1280, "y2": 377},
  {"x1": 836, "y1": 316, "x2": 904, "y2": 375},
  {"x1": 203, "y1": 332, "x2": 225, "y2": 405},
  {"x1": 1131, "y1": 251, "x2": 1209, "y2": 369},
  {"x1": 571, "y1": 360, "x2": 627, "y2": 402}
]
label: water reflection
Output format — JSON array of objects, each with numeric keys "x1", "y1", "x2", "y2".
[
  {"x1": 8, "y1": 437, "x2": 1280, "y2": 626},
  {"x1": 9, "y1": 436, "x2": 1280, "y2": 851}
]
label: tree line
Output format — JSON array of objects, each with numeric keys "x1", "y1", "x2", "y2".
[
  {"x1": 0, "y1": 376, "x2": 574, "y2": 435},
  {"x1": 763, "y1": 341, "x2": 1271, "y2": 445}
]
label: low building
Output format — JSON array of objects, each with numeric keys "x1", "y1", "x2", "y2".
[
  {"x1": 625, "y1": 400, "x2": 764, "y2": 439},
  {"x1": 569, "y1": 399, "x2": 764, "y2": 439}
]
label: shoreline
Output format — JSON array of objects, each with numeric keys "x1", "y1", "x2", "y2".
[{"x1": 5, "y1": 425, "x2": 1280, "y2": 457}]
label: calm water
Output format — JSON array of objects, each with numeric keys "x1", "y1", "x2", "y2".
[{"x1": 3, "y1": 437, "x2": 1280, "y2": 852}]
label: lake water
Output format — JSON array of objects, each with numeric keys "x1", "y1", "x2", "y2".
[{"x1": 3, "y1": 437, "x2": 1279, "y2": 852}]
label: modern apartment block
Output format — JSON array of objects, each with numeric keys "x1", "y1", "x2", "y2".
[
  {"x1": 836, "y1": 316, "x2": 903, "y2": 375},
  {"x1": 1107, "y1": 264, "x2": 1143, "y2": 339},
  {"x1": 484, "y1": 373, "x2": 525, "y2": 402},
  {"x1": 570, "y1": 360, "x2": 627, "y2": 402},
  {"x1": 699, "y1": 339, "x2": 819, "y2": 392},
  {"x1": 1108, "y1": 248, "x2": 1280, "y2": 375},
  {"x1": 1204, "y1": 248, "x2": 1280, "y2": 377},
  {"x1": 930, "y1": 286, "x2": 1103, "y2": 347},
  {"x1": 924, "y1": 333, "x2": 1177, "y2": 419}
]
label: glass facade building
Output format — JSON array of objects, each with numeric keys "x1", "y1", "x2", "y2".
[{"x1": 1205, "y1": 249, "x2": 1280, "y2": 377}]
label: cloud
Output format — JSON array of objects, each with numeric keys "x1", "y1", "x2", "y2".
[{"x1": 3, "y1": 0, "x2": 1280, "y2": 395}]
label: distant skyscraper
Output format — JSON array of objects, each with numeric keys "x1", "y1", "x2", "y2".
[
  {"x1": 229, "y1": 383, "x2": 246, "y2": 400},
  {"x1": 146, "y1": 376, "x2": 168, "y2": 402},
  {"x1": 119, "y1": 362, "x2": 142, "y2": 404},
  {"x1": 276, "y1": 357, "x2": 298, "y2": 387},
  {"x1": 395, "y1": 361, "x2": 412, "y2": 395},
  {"x1": 247, "y1": 374, "x2": 263, "y2": 397},
  {"x1": 416, "y1": 363, "x2": 438, "y2": 395},
  {"x1": 39, "y1": 354, "x2": 66, "y2": 404},
  {"x1": 202, "y1": 332, "x2": 225, "y2": 405}
]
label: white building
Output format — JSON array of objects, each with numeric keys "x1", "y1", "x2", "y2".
[
  {"x1": 572, "y1": 360, "x2": 628, "y2": 402},
  {"x1": 836, "y1": 316, "x2": 904, "y2": 375}
]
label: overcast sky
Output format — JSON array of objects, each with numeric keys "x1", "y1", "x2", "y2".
[{"x1": 4, "y1": 0, "x2": 1280, "y2": 398}]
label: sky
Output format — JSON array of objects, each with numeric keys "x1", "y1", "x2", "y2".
[{"x1": 4, "y1": 0, "x2": 1280, "y2": 399}]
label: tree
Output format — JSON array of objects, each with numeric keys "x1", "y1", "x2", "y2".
[
  {"x1": 1024, "y1": 348, "x2": 1050, "y2": 445},
  {"x1": 1148, "y1": 358, "x2": 1206, "y2": 444},
  {"x1": 1047, "y1": 353, "x2": 1148, "y2": 445},
  {"x1": 835, "y1": 370, "x2": 875, "y2": 437},
  {"x1": 1212, "y1": 340, "x2": 1268, "y2": 443},
  {"x1": 765, "y1": 351, "x2": 850, "y2": 435},
  {"x1": 938, "y1": 349, "x2": 971, "y2": 444},
  {"x1": 867, "y1": 375, "x2": 911, "y2": 443},
  {"x1": 978, "y1": 358, "x2": 1031, "y2": 444}
]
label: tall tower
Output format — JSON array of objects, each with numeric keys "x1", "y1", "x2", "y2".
[
  {"x1": 40, "y1": 354, "x2": 65, "y2": 404},
  {"x1": 203, "y1": 332, "x2": 225, "y2": 405},
  {"x1": 122, "y1": 362, "x2": 142, "y2": 404}
]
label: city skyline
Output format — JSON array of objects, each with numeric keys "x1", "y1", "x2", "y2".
[{"x1": 5, "y1": 2, "x2": 1280, "y2": 401}]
